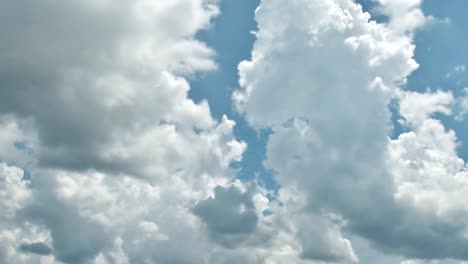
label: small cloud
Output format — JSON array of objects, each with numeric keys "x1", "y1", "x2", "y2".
[
  {"x1": 455, "y1": 88, "x2": 468, "y2": 121},
  {"x1": 426, "y1": 15, "x2": 451, "y2": 26},
  {"x1": 446, "y1": 64, "x2": 466, "y2": 78},
  {"x1": 455, "y1": 64, "x2": 466, "y2": 73}
]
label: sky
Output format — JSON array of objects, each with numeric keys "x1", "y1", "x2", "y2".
[{"x1": 1, "y1": 0, "x2": 468, "y2": 264}]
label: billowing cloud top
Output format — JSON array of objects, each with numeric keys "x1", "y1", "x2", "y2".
[{"x1": 1, "y1": 0, "x2": 467, "y2": 264}]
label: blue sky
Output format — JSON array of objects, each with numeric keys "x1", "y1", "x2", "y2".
[
  {"x1": 189, "y1": 0, "x2": 272, "y2": 185},
  {"x1": 410, "y1": 0, "x2": 468, "y2": 161},
  {"x1": 360, "y1": 0, "x2": 468, "y2": 162}
]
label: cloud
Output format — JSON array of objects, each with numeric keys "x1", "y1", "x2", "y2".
[
  {"x1": 376, "y1": 0, "x2": 427, "y2": 34},
  {"x1": 0, "y1": 1, "x2": 279, "y2": 263},
  {"x1": 1, "y1": 0, "x2": 466, "y2": 263},
  {"x1": 397, "y1": 90, "x2": 454, "y2": 126},
  {"x1": 386, "y1": 90, "x2": 468, "y2": 259},
  {"x1": 192, "y1": 185, "x2": 259, "y2": 246},
  {"x1": 446, "y1": 64, "x2": 466, "y2": 79},
  {"x1": 455, "y1": 88, "x2": 468, "y2": 121},
  {"x1": 0, "y1": 116, "x2": 35, "y2": 168},
  {"x1": 0, "y1": 163, "x2": 49, "y2": 264},
  {"x1": 19, "y1": 242, "x2": 52, "y2": 256},
  {"x1": 235, "y1": 0, "x2": 468, "y2": 262},
  {"x1": 0, "y1": 0, "x2": 222, "y2": 178}
]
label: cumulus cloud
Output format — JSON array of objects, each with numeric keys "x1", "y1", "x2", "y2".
[
  {"x1": 235, "y1": 0, "x2": 468, "y2": 262},
  {"x1": 1, "y1": 1, "x2": 323, "y2": 263},
  {"x1": 397, "y1": 89, "x2": 454, "y2": 125},
  {"x1": 376, "y1": 0, "x2": 427, "y2": 33},
  {"x1": 0, "y1": 0, "x2": 222, "y2": 178},
  {"x1": 387, "y1": 90, "x2": 468, "y2": 259},
  {"x1": 0, "y1": 0, "x2": 275, "y2": 263},
  {"x1": 1, "y1": 0, "x2": 467, "y2": 263},
  {"x1": 0, "y1": 163, "x2": 48, "y2": 264}
]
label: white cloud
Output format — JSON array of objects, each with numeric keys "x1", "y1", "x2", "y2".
[
  {"x1": 0, "y1": 163, "x2": 51, "y2": 264},
  {"x1": 446, "y1": 65, "x2": 466, "y2": 78},
  {"x1": 0, "y1": 163, "x2": 30, "y2": 225},
  {"x1": 390, "y1": 90, "x2": 468, "y2": 221},
  {"x1": 376, "y1": 0, "x2": 427, "y2": 34},
  {"x1": 397, "y1": 90, "x2": 454, "y2": 126},
  {"x1": 235, "y1": 0, "x2": 468, "y2": 262},
  {"x1": 235, "y1": 0, "x2": 417, "y2": 127},
  {"x1": 455, "y1": 88, "x2": 468, "y2": 121}
]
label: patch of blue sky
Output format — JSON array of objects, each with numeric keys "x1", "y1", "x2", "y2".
[
  {"x1": 412, "y1": 0, "x2": 468, "y2": 161},
  {"x1": 355, "y1": 0, "x2": 388, "y2": 23},
  {"x1": 188, "y1": 0, "x2": 278, "y2": 189}
]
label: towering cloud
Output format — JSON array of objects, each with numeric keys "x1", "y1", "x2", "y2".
[{"x1": 235, "y1": 0, "x2": 468, "y2": 262}]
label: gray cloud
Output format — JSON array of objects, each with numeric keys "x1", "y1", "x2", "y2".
[
  {"x1": 18, "y1": 181, "x2": 112, "y2": 264},
  {"x1": 0, "y1": 0, "x2": 219, "y2": 178},
  {"x1": 193, "y1": 185, "x2": 258, "y2": 246},
  {"x1": 19, "y1": 242, "x2": 52, "y2": 256}
]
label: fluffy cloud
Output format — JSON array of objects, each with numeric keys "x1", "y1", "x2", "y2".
[
  {"x1": 236, "y1": 0, "x2": 468, "y2": 262},
  {"x1": 0, "y1": 0, "x2": 223, "y2": 177},
  {"x1": 234, "y1": 0, "x2": 417, "y2": 127},
  {"x1": 376, "y1": 0, "x2": 427, "y2": 33},
  {"x1": 388, "y1": 90, "x2": 468, "y2": 259},
  {"x1": 0, "y1": 163, "x2": 50, "y2": 264},
  {"x1": 235, "y1": 0, "x2": 416, "y2": 259},
  {"x1": 2, "y1": 0, "x2": 467, "y2": 263},
  {"x1": 0, "y1": 0, "x2": 275, "y2": 263}
]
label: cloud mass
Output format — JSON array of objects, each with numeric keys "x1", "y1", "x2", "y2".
[
  {"x1": 236, "y1": 0, "x2": 468, "y2": 262},
  {"x1": 0, "y1": 0, "x2": 467, "y2": 263}
]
